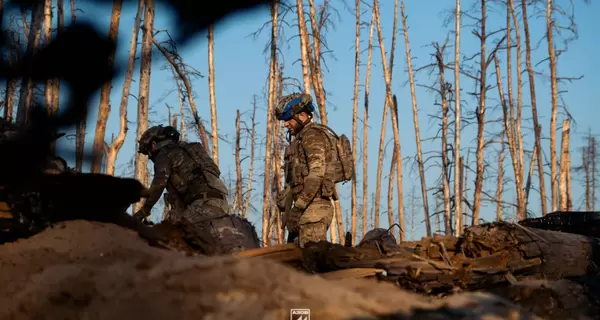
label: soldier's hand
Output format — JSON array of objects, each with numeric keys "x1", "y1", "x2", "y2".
[{"x1": 133, "y1": 210, "x2": 147, "y2": 222}]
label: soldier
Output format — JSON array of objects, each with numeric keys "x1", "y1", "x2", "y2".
[
  {"x1": 134, "y1": 125, "x2": 259, "y2": 254},
  {"x1": 275, "y1": 93, "x2": 354, "y2": 248}
]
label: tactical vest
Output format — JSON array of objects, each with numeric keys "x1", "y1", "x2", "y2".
[
  {"x1": 164, "y1": 142, "x2": 229, "y2": 204},
  {"x1": 285, "y1": 123, "x2": 354, "y2": 198}
]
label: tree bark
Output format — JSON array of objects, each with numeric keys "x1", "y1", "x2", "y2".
[
  {"x1": 91, "y1": 0, "x2": 123, "y2": 173},
  {"x1": 453, "y1": 0, "x2": 462, "y2": 236},
  {"x1": 350, "y1": 0, "x2": 360, "y2": 248},
  {"x1": 361, "y1": 7, "x2": 375, "y2": 238},
  {"x1": 520, "y1": 0, "x2": 547, "y2": 216},
  {"x1": 401, "y1": 1, "x2": 429, "y2": 235},
  {"x1": 546, "y1": 0, "x2": 558, "y2": 213},
  {"x1": 373, "y1": 0, "x2": 405, "y2": 240},
  {"x1": 105, "y1": 0, "x2": 143, "y2": 176},
  {"x1": 133, "y1": 0, "x2": 155, "y2": 212},
  {"x1": 208, "y1": 24, "x2": 219, "y2": 165}
]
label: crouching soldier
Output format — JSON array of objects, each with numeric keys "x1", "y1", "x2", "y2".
[{"x1": 134, "y1": 125, "x2": 259, "y2": 254}]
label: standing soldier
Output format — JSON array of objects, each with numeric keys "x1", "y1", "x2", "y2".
[
  {"x1": 275, "y1": 93, "x2": 354, "y2": 247},
  {"x1": 134, "y1": 125, "x2": 259, "y2": 254}
]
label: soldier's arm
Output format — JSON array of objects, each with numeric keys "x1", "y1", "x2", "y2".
[
  {"x1": 140, "y1": 152, "x2": 171, "y2": 216},
  {"x1": 294, "y1": 129, "x2": 327, "y2": 210}
]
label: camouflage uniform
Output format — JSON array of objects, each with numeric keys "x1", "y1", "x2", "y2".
[
  {"x1": 284, "y1": 122, "x2": 336, "y2": 247},
  {"x1": 137, "y1": 126, "x2": 259, "y2": 254}
]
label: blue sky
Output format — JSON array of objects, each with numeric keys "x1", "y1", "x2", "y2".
[{"x1": 36, "y1": 0, "x2": 599, "y2": 240}]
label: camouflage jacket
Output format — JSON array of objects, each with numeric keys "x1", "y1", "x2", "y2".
[
  {"x1": 285, "y1": 122, "x2": 336, "y2": 210},
  {"x1": 141, "y1": 141, "x2": 228, "y2": 215}
]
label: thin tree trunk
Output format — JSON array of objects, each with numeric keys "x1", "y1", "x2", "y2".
[
  {"x1": 306, "y1": 0, "x2": 327, "y2": 123},
  {"x1": 43, "y1": 0, "x2": 58, "y2": 155},
  {"x1": 362, "y1": 7, "x2": 375, "y2": 238},
  {"x1": 104, "y1": 0, "x2": 143, "y2": 176},
  {"x1": 504, "y1": 2, "x2": 526, "y2": 220},
  {"x1": 435, "y1": 42, "x2": 452, "y2": 235},
  {"x1": 546, "y1": 0, "x2": 558, "y2": 213},
  {"x1": 243, "y1": 97, "x2": 258, "y2": 219},
  {"x1": 350, "y1": 0, "x2": 361, "y2": 246},
  {"x1": 16, "y1": 2, "x2": 43, "y2": 124},
  {"x1": 233, "y1": 110, "x2": 242, "y2": 215},
  {"x1": 494, "y1": 53, "x2": 525, "y2": 221},
  {"x1": 496, "y1": 134, "x2": 505, "y2": 221},
  {"x1": 525, "y1": 134, "x2": 539, "y2": 213},
  {"x1": 401, "y1": 1, "x2": 430, "y2": 235},
  {"x1": 262, "y1": 0, "x2": 279, "y2": 246},
  {"x1": 592, "y1": 136, "x2": 596, "y2": 211},
  {"x1": 410, "y1": 185, "x2": 416, "y2": 240},
  {"x1": 20, "y1": 6, "x2": 28, "y2": 39},
  {"x1": 208, "y1": 24, "x2": 219, "y2": 164},
  {"x1": 71, "y1": 0, "x2": 85, "y2": 172},
  {"x1": 296, "y1": 0, "x2": 312, "y2": 96},
  {"x1": 91, "y1": 0, "x2": 123, "y2": 173},
  {"x1": 133, "y1": 0, "x2": 155, "y2": 212},
  {"x1": 373, "y1": 0, "x2": 398, "y2": 230},
  {"x1": 374, "y1": 0, "x2": 404, "y2": 241},
  {"x1": 583, "y1": 146, "x2": 591, "y2": 211},
  {"x1": 558, "y1": 119, "x2": 570, "y2": 211},
  {"x1": 3, "y1": 31, "x2": 16, "y2": 121},
  {"x1": 453, "y1": 0, "x2": 462, "y2": 237},
  {"x1": 152, "y1": 39, "x2": 210, "y2": 149},
  {"x1": 387, "y1": 146, "x2": 396, "y2": 239},
  {"x1": 458, "y1": 156, "x2": 464, "y2": 233},
  {"x1": 54, "y1": 0, "x2": 64, "y2": 124},
  {"x1": 471, "y1": 0, "x2": 488, "y2": 226},
  {"x1": 520, "y1": 0, "x2": 547, "y2": 215},
  {"x1": 434, "y1": 195, "x2": 441, "y2": 234}
]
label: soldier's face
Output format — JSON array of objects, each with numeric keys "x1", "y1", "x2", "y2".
[{"x1": 283, "y1": 113, "x2": 309, "y2": 135}]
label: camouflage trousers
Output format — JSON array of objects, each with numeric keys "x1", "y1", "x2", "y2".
[
  {"x1": 168, "y1": 198, "x2": 260, "y2": 254},
  {"x1": 286, "y1": 198, "x2": 334, "y2": 248}
]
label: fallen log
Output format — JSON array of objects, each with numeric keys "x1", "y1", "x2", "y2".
[{"x1": 519, "y1": 211, "x2": 600, "y2": 238}]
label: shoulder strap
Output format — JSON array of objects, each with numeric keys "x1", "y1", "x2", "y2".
[{"x1": 297, "y1": 123, "x2": 338, "y2": 142}]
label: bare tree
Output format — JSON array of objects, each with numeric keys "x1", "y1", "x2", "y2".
[
  {"x1": 232, "y1": 109, "x2": 242, "y2": 215},
  {"x1": 133, "y1": 0, "x2": 155, "y2": 212},
  {"x1": 520, "y1": 0, "x2": 547, "y2": 215},
  {"x1": 558, "y1": 119, "x2": 571, "y2": 210},
  {"x1": 208, "y1": 24, "x2": 219, "y2": 165},
  {"x1": 453, "y1": 0, "x2": 462, "y2": 236},
  {"x1": 152, "y1": 36, "x2": 210, "y2": 149},
  {"x1": 91, "y1": 0, "x2": 123, "y2": 173},
  {"x1": 373, "y1": 0, "x2": 399, "y2": 230},
  {"x1": 104, "y1": 0, "x2": 144, "y2": 176},
  {"x1": 361, "y1": 6, "x2": 375, "y2": 238},
  {"x1": 401, "y1": 1, "x2": 430, "y2": 235},
  {"x1": 374, "y1": 0, "x2": 405, "y2": 240},
  {"x1": 546, "y1": 0, "x2": 559, "y2": 213},
  {"x1": 262, "y1": 0, "x2": 279, "y2": 246},
  {"x1": 496, "y1": 133, "x2": 505, "y2": 221},
  {"x1": 350, "y1": 0, "x2": 360, "y2": 246},
  {"x1": 243, "y1": 96, "x2": 258, "y2": 219},
  {"x1": 16, "y1": 2, "x2": 43, "y2": 124}
]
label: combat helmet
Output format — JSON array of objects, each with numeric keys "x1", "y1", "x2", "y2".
[
  {"x1": 138, "y1": 125, "x2": 180, "y2": 155},
  {"x1": 275, "y1": 92, "x2": 315, "y2": 122}
]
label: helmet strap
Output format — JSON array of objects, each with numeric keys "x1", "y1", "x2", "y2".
[{"x1": 292, "y1": 113, "x2": 311, "y2": 131}]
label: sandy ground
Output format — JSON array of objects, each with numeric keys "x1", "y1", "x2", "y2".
[{"x1": 0, "y1": 220, "x2": 541, "y2": 320}]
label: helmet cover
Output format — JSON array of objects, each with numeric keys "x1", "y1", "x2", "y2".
[{"x1": 275, "y1": 92, "x2": 315, "y2": 121}]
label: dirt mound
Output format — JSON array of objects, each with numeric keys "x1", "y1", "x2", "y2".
[{"x1": 0, "y1": 220, "x2": 539, "y2": 319}]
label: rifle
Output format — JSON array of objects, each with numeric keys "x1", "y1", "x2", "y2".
[{"x1": 281, "y1": 133, "x2": 298, "y2": 243}]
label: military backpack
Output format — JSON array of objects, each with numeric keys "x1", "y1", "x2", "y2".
[{"x1": 296, "y1": 123, "x2": 354, "y2": 184}]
